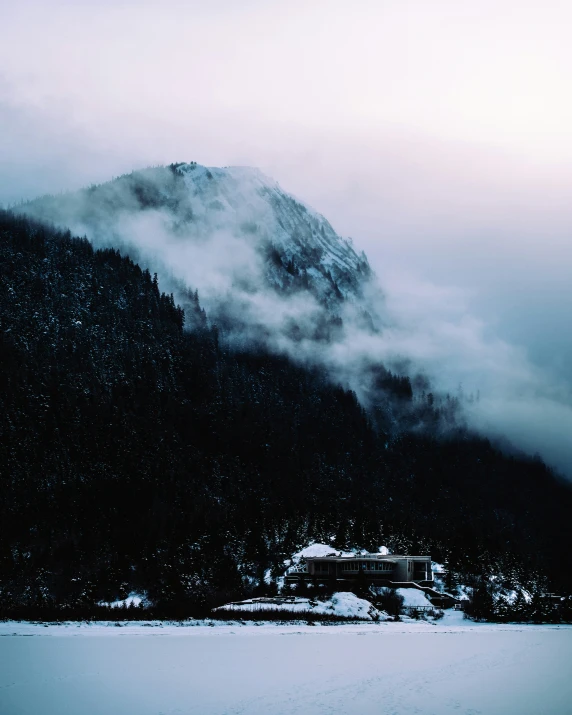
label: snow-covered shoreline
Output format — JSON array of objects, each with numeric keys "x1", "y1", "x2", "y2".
[{"x1": 2, "y1": 610, "x2": 571, "y2": 637}]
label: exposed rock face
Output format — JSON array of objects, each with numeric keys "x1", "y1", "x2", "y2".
[{"x1": 21, "y1": 163, "x2": 379, "y2": 323}]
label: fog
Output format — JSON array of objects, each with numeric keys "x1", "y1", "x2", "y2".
[{"x1": 1, "y1": 0, "x2": 572, "y2": 475}]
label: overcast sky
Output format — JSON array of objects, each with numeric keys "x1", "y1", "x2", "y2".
[{"x1": 2, "y1": 0, "x2": 572, "y2": 471}]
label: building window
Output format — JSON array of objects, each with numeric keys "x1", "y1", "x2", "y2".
[
  {"x1": 314, "y1": 562, "x2": 329, "y2": 574},
  {"x1": 341, "y1": 561, "x2": 395, "y2": 572}
]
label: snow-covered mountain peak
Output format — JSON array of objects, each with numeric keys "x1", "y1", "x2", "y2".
[
  {"x1": 21, "y1": 163, "x2": 377, "y2": 315},
  {"x1": 16, "y1": 163, "x2": 404, "y2": 419},
  {"x1": 178, "y1": 162, "x2": 277, "y2": 188},
  {"x1": 175, "y1": 162, "x2": 373, "y2": 304}
]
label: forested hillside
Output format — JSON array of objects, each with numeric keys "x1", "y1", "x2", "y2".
[{"x1": 1, "y1": 210, "x2": 571, "y2": 617}]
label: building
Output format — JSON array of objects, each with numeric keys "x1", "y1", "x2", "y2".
[{"x1": 286, "y1": 554, "x2": 434, "y2": 587}]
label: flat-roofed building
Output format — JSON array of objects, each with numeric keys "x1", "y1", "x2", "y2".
[{"x1": 286, "y1": 554, "x2": 433, "y2": 586}]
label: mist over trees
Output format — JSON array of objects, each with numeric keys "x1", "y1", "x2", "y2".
[
  {"x1": 18, "y1": 163, "x2": 572, "y2": 483},
  {"x1": 1, "y1": 209, "x2": 571, "y2": 618}
]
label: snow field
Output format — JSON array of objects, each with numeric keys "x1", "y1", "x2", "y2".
[{"x1": 2, "y1": 619, "x2": 572, "y2": 715}]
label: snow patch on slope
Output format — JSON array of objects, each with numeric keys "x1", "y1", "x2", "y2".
[
  {"x1": 213, "y1": 592, "x2": 386, "y2": 621},
  {"x1": 396, "y1": 588, "x2": 434, "y2": 608},
  {"x1": 97, "y1": 592, "x2": 148, "y2": 609}
]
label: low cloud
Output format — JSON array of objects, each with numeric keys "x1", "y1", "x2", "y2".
[
  {"x1": 377, "y1": 270, "x2": 572, "y2": 476},
  {"x1": 19, "y1": 165, "x2": 572, "y2": 478}
]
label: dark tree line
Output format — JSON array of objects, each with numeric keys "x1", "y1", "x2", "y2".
[{"x1": 1, "y1": 209, "x2": 571, "y2": 619}]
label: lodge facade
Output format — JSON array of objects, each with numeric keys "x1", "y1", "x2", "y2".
[{"x1": 286, "y1": 554, "x2": 434, "y2": 587}]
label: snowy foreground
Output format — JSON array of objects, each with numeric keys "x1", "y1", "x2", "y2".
[{"x1": 2, "y1": 613, "x2": 572, "y2": 715}]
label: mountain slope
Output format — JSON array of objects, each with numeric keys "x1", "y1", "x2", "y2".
[
  {"x1": 18, "y1": 164, "x2": 413, "y2": 427},
  {"x1": 21, "y1": 163, "x2": 377, "y2": 317},
  {"x1": 175, "y1": 163, "x2": 374, "y2": 305},
  {"x1": 1, "y1": 209, "x2": 572, "y2": 617}
]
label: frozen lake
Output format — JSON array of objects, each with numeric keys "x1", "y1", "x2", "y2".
[{"x1": 2, "y1": 616, "x2": 572, "y2": 714}]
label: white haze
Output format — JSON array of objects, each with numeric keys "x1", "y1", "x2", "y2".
[
  {"x1": 1, "y1": 0, "x2": 572, "y2": 475},
  {"x1": 21, "y1": 165, "x2": 572, "y2": 479}
]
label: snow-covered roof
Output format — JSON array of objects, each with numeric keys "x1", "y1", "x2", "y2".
[
  {"x1": 303, "y1": 554, "x2": 430, "y2": 561},
  {"x1": 287, "y1": 544, "x2": 430, "y2": 568},
  {"x1": 305, "y1": 555, "x2": 399, "y2": 562}
]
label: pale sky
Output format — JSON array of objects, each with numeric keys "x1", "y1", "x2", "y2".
[{"x1": 2, "y1": 0, "x2": 572, "y2": 469}]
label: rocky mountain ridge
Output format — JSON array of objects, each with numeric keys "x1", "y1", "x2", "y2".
[{"x1": 20, "y1": 163, "x2": 380, "y2": 328}]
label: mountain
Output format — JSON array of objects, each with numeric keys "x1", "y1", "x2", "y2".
[
  {"x1": 21, "y1": 163, "x2": 380, "y2": 332},
  {"x1": 171, "y1": 163, "x2": 375, "y2": 308},
  {"x1": 1, "y1": 208, "x2": 572, "y2": 619},
  {"x1": 20, "y1": 163, "x2": 417, "y2": 427}
]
